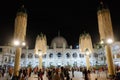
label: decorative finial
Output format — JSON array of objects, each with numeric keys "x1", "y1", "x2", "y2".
[{"x1": 100, "y1": 0, "x2": 103, "y2": 5}]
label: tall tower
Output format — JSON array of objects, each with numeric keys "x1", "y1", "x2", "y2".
[
  {"x1": 14, "y1": 5, "x2": 27, "y2": 41},
  {"x1": 34, "y1": 33, "x2": 47, "y2": 69},
  {"x1": 97, "y1": 1, "x2": 114, "y2": 41},
  {"x1": 97, "y1": 1, "x2": 115, "y2": 77},
  {"x1": 13, "y1": 5, "x2": 27, "y2": 76}
]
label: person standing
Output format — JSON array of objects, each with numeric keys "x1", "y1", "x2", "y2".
[
  {"x1": 83, "y1": 68, "x2": 89, "y2": 80},
  {"x1": 72, "y1": 68, "x2": 74, "y2": 77}
]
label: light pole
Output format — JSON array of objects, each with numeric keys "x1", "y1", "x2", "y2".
[
  {"x1": 36, "y1": 49, "x2": 42, "y2": 69},
  {"x1": 85, "y1": 48, "x2": 90, "y2": 70}
]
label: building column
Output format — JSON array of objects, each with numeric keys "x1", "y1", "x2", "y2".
[
  {"x1": 86, "y1": 55, "x2": 90, "y2": 70},
  {"x1": 114, "y1": 54, "x2": 117, "y2": 59},
  {"x1": 14, "y1": 48, "x2": 21, "y2": 76},
  {"x1": 105, "y1": 45, "x2": 115, "y2": 76},
  {"x1": 25, "y1": 46, "x2": 28, "y2": 67},
  {"x1": 39, "y1": 55, "x2": 42, "y2": 69}
]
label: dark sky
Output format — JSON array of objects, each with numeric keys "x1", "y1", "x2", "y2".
[{"x1": 0, "y1": 0, "x2": 120, "y2": 49}]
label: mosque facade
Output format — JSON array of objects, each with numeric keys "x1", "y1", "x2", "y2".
[
  {"x1": 0, "y1": 36, "x2": 120, "y2": 68},
  {"x1": 0, "y1": 2, "x2": 120, "y2": 68},
  {"x1": 0, "y1": 36, "x2": 100, "y2": 68}
]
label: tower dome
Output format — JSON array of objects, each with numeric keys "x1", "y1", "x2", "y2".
[{"x1": 51, "y1": 36, "x2": 68, "y2": 48}]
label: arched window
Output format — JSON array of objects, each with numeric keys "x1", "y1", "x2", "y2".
[
  {"x1": 66, "y1": 53, "x2": 70, "y2": 58},
  {"x1": 73, "y1": 53, "x2": 77, "y2": 58},
  {"x1": 49, "y1": 53, "x2": 53, "y2": 58},
  {"x1": 43, "y1": 54, "x2": 46, "y2": 58},
  {"x1": 4, "y1": 57, "x2": 7, "y2": 62},
  {"x1": 10, "y1": 50, "x2": 12, "y2": 53},
  {"x1": 21, "y1": 53, "x2": 25, "y2": 58},
  {"x1": 81, "y1": 54, "x2": 84, "y2": 58},
  {"x1": 57, "y1": 52, "x2": 62, "y2": 57},
  {"x1": 35, "y1": 54, "x2": 39, "y2": 58},
  {"x1": 79, "y1": 54, "x2": 81, "y2": 58},
  {"x1": 28, "y1": 53, "x2": 33, "y2": 58},
  {"x1": 94, "y1": 53, "x2": 98, "y2": 57},
  {"x1": 43, "y1": 62, "x2": 45, "y2": 67}
]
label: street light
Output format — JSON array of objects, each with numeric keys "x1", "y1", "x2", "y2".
[{"x1": 13, "y1": 40, "x2": 26, "y2": 47}]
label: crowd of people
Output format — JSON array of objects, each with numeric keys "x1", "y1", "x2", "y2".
[{"x1": 0, "y1": 65, "x2": 120, "y2": 80}]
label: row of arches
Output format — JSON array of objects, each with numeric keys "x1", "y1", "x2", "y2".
[{"x1": 21, "y1": 52, "x2": 85, "y2": 59}]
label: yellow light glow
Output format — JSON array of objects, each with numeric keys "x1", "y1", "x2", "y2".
[
  {"x1": 13, "y1": 40, "x2": 20, "y2": 46},
  {"x1": 38, "y1": 50, "x2": 42, "y2": 56},
  {"x1": 85, "y1": 48, "x2": 90, "y2": 55},
  {"x1": 22, "y1": 42, "x2": 26, "y2": 46},
  {"x1": 38, "y1": 53, "x2": 42, "y2": 56},
  {"x1": 107, "y1": 38, "x2": 113, "y2": 44},
  {"x1": 86, "y1": 51, "x2": 90, "y2": 55},
  {"x1": 100, "y1": 40, "x2": 104, "y2": 44}
]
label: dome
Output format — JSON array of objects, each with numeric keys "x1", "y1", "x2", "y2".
[{"x1": 51, "y1": 36, "x2": 68, "y2": 48}]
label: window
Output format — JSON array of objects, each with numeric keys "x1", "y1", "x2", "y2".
[
  {"x1": 57, "y1": 52, "x2": 62, "y2": 57},
  {"x1": 94, "y1": 53, "x2": 98, "y2": 57},
  {"x1": 79, "y1": 54, "x2": 81, "y2": 58},
  {"x1": 28, "y1": 53, "x2": 33, "y2": 58},
  {"x1": 49, "y1": 53, "x2": 53, "y2": 58},
  {"x1": 10, "y1": 50, "x2": 12, "y2": 53},
  {"x1": 21, "y1": 53, "x2": 25, "y2": 58},
  {"x1": 66, "y1": 53, "x2": 70, "y2": 58},
  {"x1": 73, "y1": 53, "x2": 77, "y2": 58},
  {"x1": 4, "y1": 57, "x2": 7, "y2": 62},
  {"x1": 0, "y1": 48, "x2": 2, "y2": 52},
  {"x1": 43, "y1": 54, "x2": 46, "y2": 58},
  {"x1": 35, "y1": 54, "x2": 39, "y2": 58},
  {"x1": 101, "y1": 57, "x2": 103, "y2": 60}
]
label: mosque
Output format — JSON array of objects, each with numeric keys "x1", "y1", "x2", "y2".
[
  {"x1": 0, "y1": 35, "x2": 120, "y2": 68},
  {"x1": 0, "y1": 2, "x2": 120, "y2": 68},
  {"x1": 0, "y1": 35, "x2": 105, "y2": 68}
]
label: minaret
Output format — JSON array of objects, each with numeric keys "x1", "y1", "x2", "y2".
[
  {"x1": 97, "y1": 1, "x2": 114, "y2": 41},
  {"x1": 14, "y1": 5, "x2": 27, "y2": 41},
  {"x1": 79, "y1": 33, "x2": 93, "y2": 70},
  {"x1": 97, "y1": 1, "x2": 115, "y2": 77},
  {"x1": 34, "y1": 33, "x2": 47, "y2": 69},
  {"x1": 13, "y1": 5, "x2": 27, "y2": 76}
]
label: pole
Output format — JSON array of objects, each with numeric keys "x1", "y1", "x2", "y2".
[
  {"x1": 14, "y1": 47, "x2": 21, "y2": 76},
  {"x1": 86, "y1": 55, "x2": 90, "y2": 70},
  {"x1": 105, "y1": 45, "x2": 115, "y2": 77},
  {"x1": 39, "y1": 55, "x2": 42, "y2": 69}
]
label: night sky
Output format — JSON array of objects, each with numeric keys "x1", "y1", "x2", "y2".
[{"x1": 0, "y1": 0, "x2": 120, "y2": 49}]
